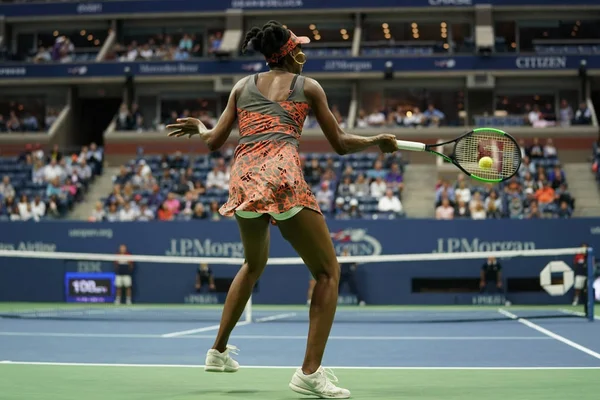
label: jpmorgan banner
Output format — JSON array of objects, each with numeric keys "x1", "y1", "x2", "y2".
[
  {"x1": 0, "y1": 219, "x2": 597, "y2": 304},
  {"x1": 0, "y1": 55, "x2": 597, "y2": 82}
]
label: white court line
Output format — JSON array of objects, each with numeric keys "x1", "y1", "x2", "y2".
[
  {"x1": 160, "y1": 312, "x2": 296, "y2": 338},
  {"x1": 558, "y1": 309, "x2": 600, "y2": 320},
  {"x1": 161, "y1": 321, "x2": 251, "y2": 338},
  {"x1": 498, "y1": 309, "x2": 600, "y2": 361},
  {"x1": 1, "y1": 360, "x2": 599, "y2": 370},
  {"x1": 254, "y1": 312, "x2": 297, "y2": 323},
  {"x1": 0, "y1": 332, "x2": 551, "y2": 340}
]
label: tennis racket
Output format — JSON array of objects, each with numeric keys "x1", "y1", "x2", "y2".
[{"x1": 395, "y1": 127, "x2": 522, "y2": 183}]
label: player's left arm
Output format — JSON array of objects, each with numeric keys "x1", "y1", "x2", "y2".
[
  {"x1": 203, "y1": 78, "x2": 247, "y2": 151},
  {"x1": 166, "y1": 77, "x2": 248, "y2": 150}
]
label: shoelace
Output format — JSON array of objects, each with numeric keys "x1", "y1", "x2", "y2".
[
  {"x1": 316, "y1": 367, "x2": 343, "y2": 393},
  {"x1": 322, "y1": 368, "x2": 339, "y2": 384},
  {"x1": 224, "y1": 345, "x2": 239, "y2": 357}
]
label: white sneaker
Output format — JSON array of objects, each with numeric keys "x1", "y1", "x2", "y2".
[
  {"x1": 358, "y1": 301, "x2": 366, "y2": 307},
  {"x1": 289, "y1": 366, "x2": 351, "y2": 399},
  {"x1": 204, "y1": 345, "x2": 239, "y2": 373},
  {"x1": 572, "y1": 297, "x2": 579, "y2": 306}
]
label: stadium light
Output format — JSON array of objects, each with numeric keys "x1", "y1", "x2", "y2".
[{"x1": 309, "y1": 24, "x2": 316, "y2": 30}]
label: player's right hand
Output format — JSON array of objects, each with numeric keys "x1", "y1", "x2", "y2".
[{"x1": 376, "y1": 134, "x2": 398, "y2": 153}]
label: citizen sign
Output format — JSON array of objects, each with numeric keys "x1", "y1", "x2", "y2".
[{"x1": 515, "y1": 57, "x2": 567, "y2": 69}]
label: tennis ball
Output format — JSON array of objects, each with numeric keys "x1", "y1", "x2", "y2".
[{"x1": 478, "y1": 156, "x2": 493, "y2": 169}]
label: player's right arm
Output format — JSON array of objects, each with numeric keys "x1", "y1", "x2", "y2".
[{"x1": 303, "y1": 77, "x2": 397, "y2": 155}]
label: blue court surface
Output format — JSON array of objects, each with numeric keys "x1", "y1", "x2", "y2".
[
  {"x1": 1, "y1": 305, "x2": 599, "y2": 368},
  {"x1": 1, "y1": 305, "x2": 599, "y2": 400}
]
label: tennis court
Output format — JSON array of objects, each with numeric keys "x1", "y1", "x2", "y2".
[{"x1": 1, "y1": 303, "x2": 599, "y2": 400}]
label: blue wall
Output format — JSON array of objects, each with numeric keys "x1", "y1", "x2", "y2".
[{"x1": 0, "y1": 219, "x2": 598, "y2": 304}]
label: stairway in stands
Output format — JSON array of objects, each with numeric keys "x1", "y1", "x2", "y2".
[
  {"x1": 563, "y1": 163, "x2": 600, "y2": 217},
  {"x1": 402, "y1": 164, "x2": 438, "y2": 218},
  {"x1": 69, "y1": 166, "x2": 120, "y2": 220}
]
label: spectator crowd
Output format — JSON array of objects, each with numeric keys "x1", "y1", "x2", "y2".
[
  {"x1": 0, "y1": 105, "x2": 61, "y2": 133},
  {"x1": 91, "y1": 148, "x2": 406, "y2": 222},
  {"x1": 108, "y1": 31, "x2": 223, "y2": 62},
  {"x1": 0, "y1": 143, "x2": 102, "y2": 220},
  {"x1": 355, "y1": 103, "x2": 447, "y2": 129}
]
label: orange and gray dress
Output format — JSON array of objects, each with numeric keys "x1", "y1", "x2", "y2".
[{"x1": 219, "y1": 74, "x2": 321, "y2": 217}]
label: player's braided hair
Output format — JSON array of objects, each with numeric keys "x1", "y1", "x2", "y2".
[{"x1": 242, "y1": 20, "x2": 291, "y2": 65}]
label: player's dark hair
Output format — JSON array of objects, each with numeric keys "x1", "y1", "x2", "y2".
[{"x1": 242, "y1": 20, "x2": 291, "y2": 66}]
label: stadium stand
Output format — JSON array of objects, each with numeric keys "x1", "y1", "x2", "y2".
[
  {"x1": 435, "y1": 138, "x2": 575, "y2": 220},
  {"x1": 0, "y1": 143, "x2": 103, "y2": 220},
  {"x1": 95, "y1": 149, "x2": 406, "y2": 222},
  {"x1": 0, "y1": 97, "x2": 62, "y2": 133}
]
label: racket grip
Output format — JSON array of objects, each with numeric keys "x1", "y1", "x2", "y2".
[{"x1": 396, "y1": 140, "x2": 426, "y2": 152}]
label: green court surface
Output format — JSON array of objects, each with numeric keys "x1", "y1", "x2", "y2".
[{"x1": 0, "y1": 365, "x2": 597, "y2": 400}]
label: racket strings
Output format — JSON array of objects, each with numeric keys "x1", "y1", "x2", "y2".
[{"x1": 454, "y1": 132, "x2": 520, "y2": 181}]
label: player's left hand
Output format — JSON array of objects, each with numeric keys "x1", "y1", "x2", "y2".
[{"x1": 166, "y1": 118, "x2": 208, "y2": 139}]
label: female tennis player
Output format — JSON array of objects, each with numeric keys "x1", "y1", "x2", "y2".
[{"x1": 167, "y1": 20, "x2": 397, "y2": 398}]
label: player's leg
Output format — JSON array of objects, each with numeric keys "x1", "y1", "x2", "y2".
[
  {"x1": 307, "y1": 277, "x2": 316, "y2": 305},
  {"x1": 277, "y1": 209, "x2": 339, "y2": 373},
  {"x1": 277, "y1": 208, "x2": 350, "y2": 390},
  {"x1": 211, "y1": 213, "x2": 270, "y2": 353},
  {"x1": 277, "y1": 208, "x2": 350, "y2": 398}
]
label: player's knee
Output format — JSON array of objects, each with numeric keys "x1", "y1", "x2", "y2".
[
  {"x1": 314, "y1": 262, "x2": 340, "y2": 283},
  {"x1": 243, "y1": 261, "x2": 266, "y2": 279}
]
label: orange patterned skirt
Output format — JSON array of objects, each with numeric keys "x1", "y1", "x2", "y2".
[{"x1": 219, "y1": 141, "x2": 321, "y2": 217}]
